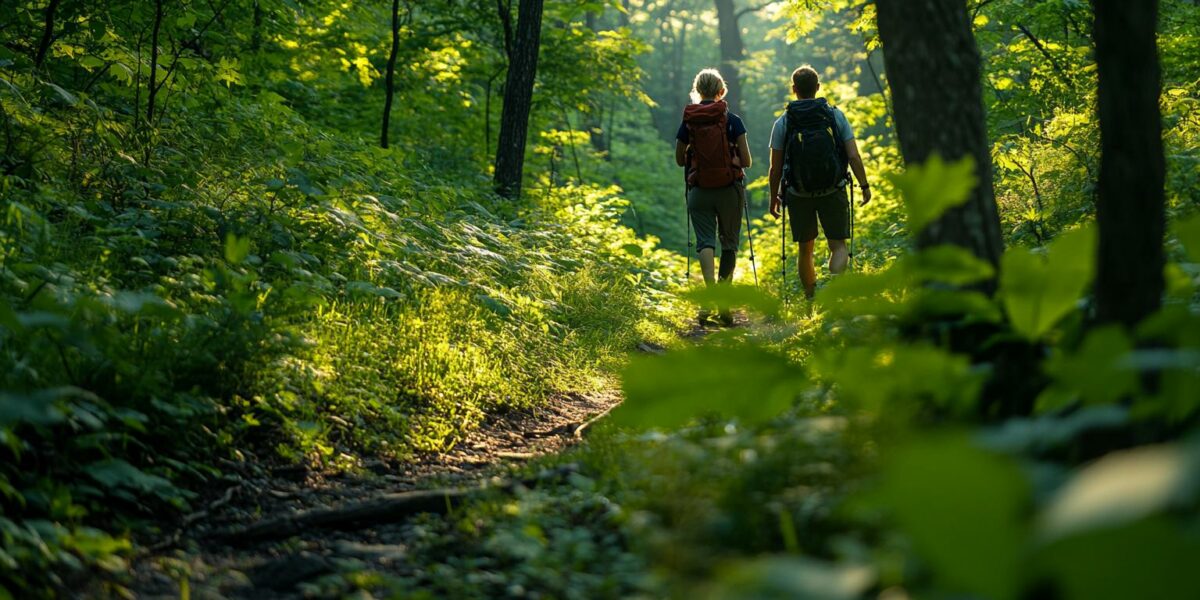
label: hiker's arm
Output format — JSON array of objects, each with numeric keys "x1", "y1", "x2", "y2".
[
  {"x1": 735, "y1": 134, "x2": 752, "y2": 170},
  {"x1": 844, "y1": 138, "x2": 872, "y2": 206},
  {"x1": 768, "y1": 148, "x2": 784, "y2": 218},
  {"x1": 675, "y1": 141, "x2": 688, "y2": 167}
]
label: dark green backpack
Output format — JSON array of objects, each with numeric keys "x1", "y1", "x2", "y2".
[{"x1": 782, "y1": 99, "x2": 849, "y2": 194}]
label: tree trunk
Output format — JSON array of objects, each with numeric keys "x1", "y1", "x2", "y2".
[
  {"x1": 713, "y1": 0, "x2": 745, "y2": 115},
  {"x1": 875, "y1": 0, "x2": 1004, "y2": 278},
  {"x1": 493, "y1": 0, "x2": 544, "y2": 199},
  {"x1": 146, "y1": 0, "x2": 164, "y2": 125},
  {"x1": 380, "y1": 0, "x2": 400, "y2": 149},
  {"x1": 1093, "y1": 0, "x2": 1165, "y2": 329},
  {"x1": 33, "y1": 0, "x2": 61, "y2": 68}
]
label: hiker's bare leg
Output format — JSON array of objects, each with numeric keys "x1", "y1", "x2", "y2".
[
  {"x1": 828, "y1": 239, "x2": 849, "y2": 274},
  {"x1": 797, "y1": 240, "x2": 817, "y2": 299},
  {"x1": 698, "y1": 247, "x2": 717, "y2": 286}
]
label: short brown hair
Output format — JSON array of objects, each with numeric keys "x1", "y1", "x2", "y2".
[{"x1": 791, "y1": 66, "x2": 819, "y2": 98}]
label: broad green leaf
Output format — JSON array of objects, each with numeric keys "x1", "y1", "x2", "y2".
[
  {"x1": 224, "y1": 233, "x2": 251, "y2": 264},
  {"x1": 815, "y1": 267, "x2": 909, "y2": 318},
  {"x1": 876, "y1": 436, "x2": 1028, "y2": 600},
  {"x1": 904, "y1": 244, "x2": 995, "y2": 286},
  {"x1": 1038, "y1": 443, "x2": 1200, "y2": 542},
  {"x1": 1000, "y1": 225, "x2": 1096, "y2": 339},
  {"x1": 1173, "y1": 212, "x2": 1200, "y2": 263},
  {"x1": 888, "y1": 154, "x2": 977, "y2": 234},
  {"x1": 816, "y1": 344, "x2": 985, "y2": 415},
  {"x1": 1043, "y1": 325, "x2": 1137, "y2": 407},
  {"x1": 85, "y1": 459, "x2": 175, "y2": 496},
  {"x1": 621, "y1": 243, "x2": 644, "y2": 257},
  {"x1": 1039, "y1": 518, "x2": 1200, "y2": 600},
  {"x1": 616, "y1": 343, "x2": 803, "y2": 429}
]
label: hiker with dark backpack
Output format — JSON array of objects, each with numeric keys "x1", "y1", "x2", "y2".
[
  {"x1": 676, "y1": 68, "x2": 753, "y2": 326},
  {"x1": 767, "y1": 66, "x2": 871, "y2": 301}
]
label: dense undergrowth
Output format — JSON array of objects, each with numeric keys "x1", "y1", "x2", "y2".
[{"x1": 0, "y1": 18, "x2": 680, "y2": 595}]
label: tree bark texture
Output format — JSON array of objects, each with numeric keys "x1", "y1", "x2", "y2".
[
  {"x1": 1093, "y1": 0, "x2": 1165, "y2": 329},
  {"x1": 714, "y1": 0, "x2": 746, "y2": 115},
  {"x1": 493, "y1": 0, "x2": 544, "y2": 199},
  {"x1": 875, "y1": 0, "x2": 1004, "y2": 276},
  {"x1": 381, "y1": 0, "x2": 401, "y2": 148}
]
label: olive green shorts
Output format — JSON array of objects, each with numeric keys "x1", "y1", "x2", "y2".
[
  {"x1": 688, "y1": 181, "x2": 745, "y2": 253},
  {"x1": 785, "y1": 187, "x2": 849, "y2": 243}
]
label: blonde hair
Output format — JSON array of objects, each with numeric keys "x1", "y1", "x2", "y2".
[{"x1": 690, "y1": 69, "x2": 726, "y2": 104}]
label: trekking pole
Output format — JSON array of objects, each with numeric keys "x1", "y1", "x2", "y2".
[
  {"x1": 849, "y1": 183, "x2": 857, "y2": 272},
  {"x1": 780, "y1": 196, "x2": 788, "y2": 303},
  {"x1": 684, "y1": 169, "x2": 692, "y2": 284},
  {"x1": 742, "y1": 192, "x2": 759, "y2": 287}
]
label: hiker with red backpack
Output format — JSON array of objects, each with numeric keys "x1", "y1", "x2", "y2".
[
  {"x1": 768, "y1": 66, "x2": 872, "y2": 301},
  {"x1": 676, "y1": 68, "x2": 753, "y2": 326}
]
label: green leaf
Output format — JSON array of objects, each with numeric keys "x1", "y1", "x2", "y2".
[
  {"x1": 621, "y1": 243, "x2": 644, "y2": 257},
  {"x1": 85, "y1": 459, "x2": 175, "y2": 496},
  {"x1": 815, "y1": 344, "x2": 985, "y2": 415},
  {"x1": 815, "y1": 267, "x2": 909, "y2": 318},
  {"x1": 1039, "y1": 517, "x2": 1200, "y2": 600},
  {"x1": 888, "y1": 154, "x2": 977, "y2": 234},
  {"x1": 1038, "y1": 443, "x2": 1200, "y2": 542},
  {"x1": 45, "y1": 82, "x2": 78, "y2": 105},
  {"x1": 1000, "y1": 225, "x2": 1096, "y2": 340},
  {"x1": 615, "y1": 343, "x2": 803, "y2": 429},
  {"x1": 1173, "y1": 212, "x2": 1200, "y2": 263},
  {"x1": 224, "y1": 233, "x2": 251, "y2": 264},
  {"x1": 1043, "y1": 325, "x2": 1137, "y2": 407},
  {"x1": 876, "y1": 435, "x2": 1028, "y2": 600},
  {"x1": 904, "y1": 244, "x2": 996, "y2": 286}
]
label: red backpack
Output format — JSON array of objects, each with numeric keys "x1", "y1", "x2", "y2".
[{"x1": 682, "y1": 100, "x2": 742, "y2": 188}]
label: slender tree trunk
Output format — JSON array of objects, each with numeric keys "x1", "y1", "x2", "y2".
[
  {"x1": 713, "y1": 0, "x2": 745, "y2": 115},
  {"x1": 146, "y1": 0, "x2": 164, "y2": 125},
  {"x1": 251, "y1": 0, "x2": 264, "y2": 51},
  {"x1": 34, "y1": 0, "x2": 61, "y2": 68},
  {"x1": 875, "y1": 0, "x2": 1004, "y2": 277},
  {"x1": 143, "y1": 0, "x2": 164, "y2": 165},
  {"x1": 381, "y1": 0, "x2": 401, "y2": 149},
  {"x1": 493, "y1": 0, "x2": 544, "y2": 199},
  {"x1": 1093, "y1": 0, "x2": 1165, "y2": 328}
]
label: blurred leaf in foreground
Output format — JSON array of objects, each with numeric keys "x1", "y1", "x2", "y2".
[
  {"x1": 875, "y1": 435, "x2": 1028, "y2": 600},
  {"x1": 616, "y1": 343, "x2": 803, "y2": 429}
]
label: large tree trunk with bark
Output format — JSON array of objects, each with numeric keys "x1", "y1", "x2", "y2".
[
  {"x1": 875, "y1": 0, "x2": 1004, "y2": 277},
  {"x1": 494, "y1": 0, "x2": 545, "y2": 199},
  {"x1": 1093, "y1": 0, "x2": 1165, "y2": 328},
  {"x1": 713, "y1": 0, "x2": 745, "y2": 115}
]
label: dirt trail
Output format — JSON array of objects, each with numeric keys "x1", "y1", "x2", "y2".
[
  {"x1": 120, "y1": 315, "x2": 741, "y2": 599},
  {"x1": 124, "y1": 389, "x2": 624, "y2": 599}
]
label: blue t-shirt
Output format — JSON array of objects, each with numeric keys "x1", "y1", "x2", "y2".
[
  {"x1": 769, "y1": 99, "x2": 854, "y2": 150},
  {"x1": 676, "y1": 101, "x2": 747, "y2": 144}
]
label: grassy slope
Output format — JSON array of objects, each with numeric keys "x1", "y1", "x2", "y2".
[{"x1": 0, "y1": 63, "x2": 684, "y2": 593}]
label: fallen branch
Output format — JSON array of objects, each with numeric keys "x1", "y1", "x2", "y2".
[
  {"x1": 572, "y1": 400, "x2": 623, "y2": 438},
  {"x1": 209, "y1": 464, "x2": 578, "y2": 546}
]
